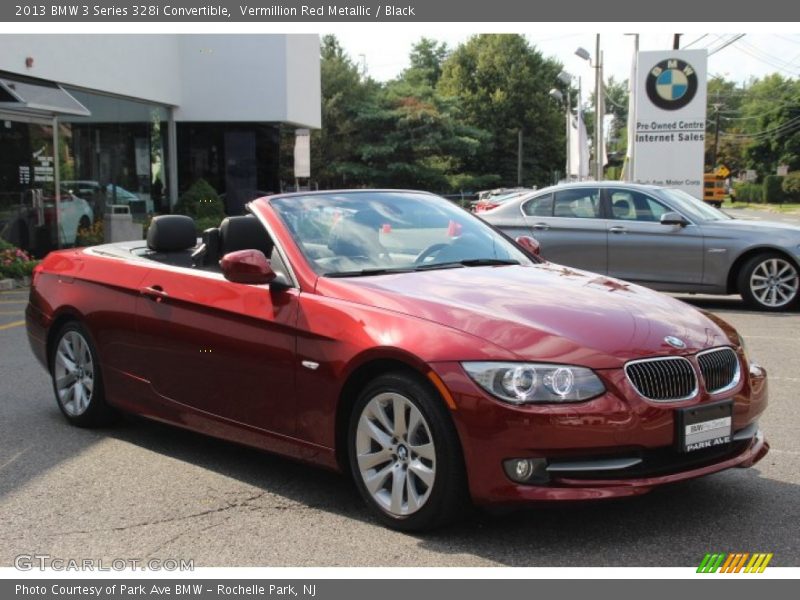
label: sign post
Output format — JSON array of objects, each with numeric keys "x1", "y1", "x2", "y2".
[{"x1": 632, "y1": 49, "x2": 707, "y2": 199}]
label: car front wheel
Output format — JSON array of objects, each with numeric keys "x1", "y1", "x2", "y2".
[
  {"x1": 50, "y1": 321, "x2": 114, "y2": 427},
  {"x1": 348, "y1": 371, "x2": 467, "y2": 531},
  {"x1": 738, "y1": 252, "x2": 800, "y2": 311}
]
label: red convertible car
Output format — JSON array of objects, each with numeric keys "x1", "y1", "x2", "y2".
[{"x1": 26, "y1": 190, "x2": 769, "y2": 531}]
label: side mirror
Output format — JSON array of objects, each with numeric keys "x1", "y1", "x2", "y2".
[
  {"x1": 660, "y1": 212, "x2": 689, "y2": 227},
  {"x1": 220, "y1": 249, "x2": 277, "y2": 285},
  {"x1": 515, "y1": 235, "x2": 541, "y2": 257}
]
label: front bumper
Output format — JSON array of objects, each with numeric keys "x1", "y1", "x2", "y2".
[{"x1": 430, "y1": 360, "x2": 769, "y2": 505}]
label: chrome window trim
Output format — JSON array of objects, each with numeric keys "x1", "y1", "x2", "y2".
[
  {"x1": 607, "y1": 188, "x2": 698, "y2": 227},
  {"x1": 519, "y1": 192, "x2": 552, "y2": 218},
  {"x1": 696, "y1": 346, "x2": 741, "y2": 395},
  {"x1": 624, "y1": 355, "x2": 699, "y2": 402}
]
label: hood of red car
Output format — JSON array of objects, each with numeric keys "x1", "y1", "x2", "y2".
[{"x1": 316, "y1": 263, "x2": 733, "y2": 368}]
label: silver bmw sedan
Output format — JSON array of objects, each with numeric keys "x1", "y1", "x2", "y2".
[{"x1": 480, "y1": 182, "x2": 800, "y2": 311}]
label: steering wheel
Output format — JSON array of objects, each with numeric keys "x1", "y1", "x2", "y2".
[{"x1": 414, "y1": 242, "x2": 450, "y2": 265}]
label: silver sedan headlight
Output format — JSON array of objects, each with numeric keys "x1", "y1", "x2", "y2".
[{"x1": 462, "y1": 362, "x2": 606, "y2": 404}]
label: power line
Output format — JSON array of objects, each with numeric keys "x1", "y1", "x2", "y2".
[
  {"x1": 708, "y1": 34, "x2": 746, "y2": 57},
  {"x1": 683, "y1": 34, "x2": 708, "y2": 49},
  {"x1": 720, "y1": 114, "x2": 800, "y2": 139},
  {"x1": 720, "y1": 103, "x2": 799, "y2": 120},
  {"x1": 731, "y1": 42, "x2": 800, "y2": 76}
]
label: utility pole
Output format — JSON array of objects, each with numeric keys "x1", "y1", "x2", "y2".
[
  {"x1": 711, "y1": 102, "x2": 723, "y2": 169},
  {"x1": 595, "y1": 34, "x2": 604, "y2": 181},
  {"x1": 517, "y1": 129, "x2": 523, "y2": 186}
]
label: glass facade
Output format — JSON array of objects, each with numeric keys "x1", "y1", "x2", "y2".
[
  {"x1": 1, "y1": 73, "x2": 285, "y2": 257},
  {"x1": 176, "y1": 122, "x2": 280, "y2": 215},
  {"x1": 61, "y1": 88, "x2": 171, "y2": 219}
]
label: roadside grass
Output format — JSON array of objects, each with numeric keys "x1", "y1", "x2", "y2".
[{"x1": 723, "y1": 200, "x2": 800, "y2": 214}]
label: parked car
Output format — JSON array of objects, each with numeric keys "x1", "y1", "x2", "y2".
[
  {"x1": 27, "y1": 189, "x2": 768, "y2": 531},
  {"x1": 1, "y1": 188, "x2": 93, "y2": 251},
  {"x1": 472, "y1": 187, "x2": 534, "y2": 213},
  {"x1": 61, "y1": 181, "x2": 154, "y2": 215},
  {"x1": 481, "y1": 182, "x2": 800, "y2": 311}
]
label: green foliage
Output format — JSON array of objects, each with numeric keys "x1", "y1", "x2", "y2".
[
  {"x1": 76, "y1": 220, "x2": 104, "y2": 246},
  {"x1": 0, "y1": 243, "x2": 39, "y2": 279},
  {"x1": 438, "y1": 34, "x2": 565, "y2": 188},
  {"x1": 763, "y1": 175, "x2": 786, "y2": 204},
  {"x1": 782, "y1": 171, "x2": 800, "y2": 202},
  {"x1": 733, "y1": 182, "x2": 764, "y2": 203},
  {"x1": 173, "y1": 179, "x2": 225, "y2": 230}
]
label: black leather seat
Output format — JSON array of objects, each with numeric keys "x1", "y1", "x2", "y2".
[
  {"x1": 146, "y1": 215, "x2": 197, "y2": 267},
  {"x1": 219, "y1": 215, "x2": 274, "y2": 258}
]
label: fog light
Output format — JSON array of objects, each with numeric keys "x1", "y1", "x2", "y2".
[{"x1": 503, "y1": 458, "x2": 549, "y2": 484}]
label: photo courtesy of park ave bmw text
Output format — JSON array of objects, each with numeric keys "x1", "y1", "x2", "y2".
[{"x1": 0, "y1": 0, "x2": 799, "y2": 596}]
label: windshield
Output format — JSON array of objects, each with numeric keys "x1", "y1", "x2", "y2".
[
  {"x1": 270, "y1": 191, "x2": 534, "y2": 276},
  {"x1": 660, "y1": 188, "x2": 733, "y2": 222}
]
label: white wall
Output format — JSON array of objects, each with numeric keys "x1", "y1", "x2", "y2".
[
  {"x1": 0, "y1": 35, "x2": 182, "y2": 106},
  {"x1": 0, "y1": 34, "x2": 321, "y2": 128}
]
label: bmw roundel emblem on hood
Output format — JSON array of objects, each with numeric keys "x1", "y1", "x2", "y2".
[{"x1": 664, "y1": 336, "x2": 687, "y2": 349}]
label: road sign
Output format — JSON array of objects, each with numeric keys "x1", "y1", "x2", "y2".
[{"x1": 715, "y1": 165, "x2": 730, "y2": 178}]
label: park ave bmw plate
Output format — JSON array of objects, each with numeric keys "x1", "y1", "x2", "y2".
[{"x1": 677, "y1": 400, "x2": 733, "y2": 452}]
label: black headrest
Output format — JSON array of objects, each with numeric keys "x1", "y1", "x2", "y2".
[
  {"x1": 219, "y1": 215, "x2": 274, "y2": 257},
  {"x1": 147, "y1": 215, "x2": 197, "y2": 252}
]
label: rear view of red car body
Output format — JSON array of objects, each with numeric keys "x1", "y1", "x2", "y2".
[{"x1": 26, "y1": 190, "x2": 768, "y2": 531}]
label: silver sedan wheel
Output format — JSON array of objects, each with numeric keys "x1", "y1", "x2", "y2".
[
  {"x1": 355, "y1": 392, "x2": 436, "y2": 517},
  {"x1": 54, "y1": 330, "x2": 95, "y2": 417},
  {"x1": 750, "y1": 257, "x2": 799, "y2": 308}
]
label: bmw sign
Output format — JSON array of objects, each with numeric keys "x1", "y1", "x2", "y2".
[
  {"x1": 646, "y1": 59, "x2": 699, "y2": 110},
  {"x1": 632, "y1": 49, "x2": 708, "y2": 201}
]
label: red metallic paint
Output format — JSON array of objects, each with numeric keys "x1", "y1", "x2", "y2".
[{"x1": 25, "y1": 195, "x2": 769, "y2": 507}]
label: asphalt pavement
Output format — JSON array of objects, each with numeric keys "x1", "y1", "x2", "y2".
[{"x1": 0, "y1": 286, "x2": 798, "y2": 567}]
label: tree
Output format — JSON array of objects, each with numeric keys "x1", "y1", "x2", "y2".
[
  {"x1": 437, "y1": 34, "x2": 566, "y2": 187},
  {"x1": 305, "y1": 35, "x2": 380, "y2": 188},
  {"x1": 403, "y1": 38, "x2": 449, "y2": 89}
]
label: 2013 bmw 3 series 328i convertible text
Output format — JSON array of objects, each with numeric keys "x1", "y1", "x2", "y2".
[{"x1": 26, "y1": 190, "x2": 769, "y2": 531}]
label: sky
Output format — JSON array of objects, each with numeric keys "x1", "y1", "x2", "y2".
[{"x1": 335, "y1": 31, "x2": 800, "y2": 94}]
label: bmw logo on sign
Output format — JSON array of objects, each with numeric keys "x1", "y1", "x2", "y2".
[{"x1": 646, "y1": 58, "x2": 699, "y2": 110}]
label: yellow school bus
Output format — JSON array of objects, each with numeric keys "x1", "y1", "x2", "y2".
[{"x1": 703, "y1": 173, "x2": 726, "y2": 208}]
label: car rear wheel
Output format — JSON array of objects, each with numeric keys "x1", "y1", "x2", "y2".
[
  {"x1": 50, "y1": 321, "x2": 114, "y2": 427},
  {"x1": 348, "y1": 372, "x2": 467, "y2": 531},
  {"x1": 738, "y1": 252, "x2": 800, "y2": 311}
]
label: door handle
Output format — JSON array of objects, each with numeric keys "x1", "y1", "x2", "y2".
[
  {"x1": 532, "y1": 223, "x2": 550, "y2": 231},
  {"x1": 609, "y1": 226, "x2": 627, "y2": 234},
  {"x1": 140, "y1": 285, "x2": 169, "y2": 302}
]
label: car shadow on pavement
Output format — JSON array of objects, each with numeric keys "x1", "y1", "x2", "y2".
[
  {"x1": 416, "y1": 468, "x2": 800, "y2": 566},
  {"x1": 675, "y1": 294, "x2": 800, "y2": 315},
  {"x1": 103, "y1": 413, "x2": 799, "y2": 567}
]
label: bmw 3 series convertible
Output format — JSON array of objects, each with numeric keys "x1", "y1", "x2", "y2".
[{"x1": 26, "y1": 190, "x2": 769, "y2": 531}]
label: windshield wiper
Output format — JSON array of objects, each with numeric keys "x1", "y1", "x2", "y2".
[
  {"x1": 414, "y1": 258, "x2": 519, "y2": 271},
  {"x1": 323, "y1": 267, "x2": 415, "y2": 278},
  {"x1": 458, "y1": 258, "x2": 519, "y2": 267}
]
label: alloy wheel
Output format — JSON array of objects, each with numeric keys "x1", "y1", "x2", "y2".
[
  {"x1": 749, "y1": 257, "x2": 799, "y2": 308},
  {"x1": 355, "y1": 392, "x2": 436, "y2": 517},
  {"x1": 54, "y1": 330, "x2": 95, "y2": 416}
]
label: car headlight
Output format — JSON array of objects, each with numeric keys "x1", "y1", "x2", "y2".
[{"x1": 462, "y1": 362, "x2": 605, "y2": 404}]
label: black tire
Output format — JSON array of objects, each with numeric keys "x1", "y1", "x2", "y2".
[
  {"x1": 347, "y1": 371, "x2": 468, "y2": 531},
  {"x1": 737, "y1": 252, "x2": 800, "y2": 312},
  {"x1": 49, "y1": 320, "x2": 115, "y2": 427}
]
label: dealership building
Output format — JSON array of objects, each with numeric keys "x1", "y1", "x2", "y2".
[{"x1": 0, "y1": 34, "x2": 321, "y2": 254}]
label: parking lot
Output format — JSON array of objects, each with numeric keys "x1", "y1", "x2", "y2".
[{"x1": 1, "y1": 259, "x2": 799, "y2": 567}]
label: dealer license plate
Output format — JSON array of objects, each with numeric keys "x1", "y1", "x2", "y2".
[{"x1": 677, "y1": 400, "x2": 733, "y2": 453}]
